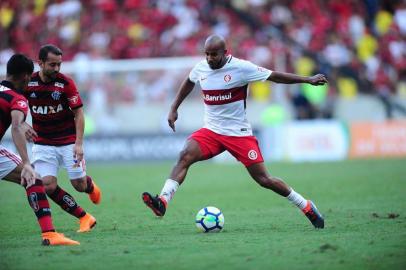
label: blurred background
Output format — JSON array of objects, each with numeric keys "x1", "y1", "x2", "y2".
[{"x1": 1, "y1": 0, "x2": 406, "y2": 162}]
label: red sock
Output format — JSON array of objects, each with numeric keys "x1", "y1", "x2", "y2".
[
  {"x1": 26, "y1": 180, "x2": 55, "y2": 233},
  {"x1": 85, "y1": 176, "x2": 94, "y2": 194},
  {"x1": 48, "y1": 185, "x2": 86, "y2": 218}
]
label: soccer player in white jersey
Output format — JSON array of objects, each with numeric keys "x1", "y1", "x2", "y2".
[{"x1": 142, "y1": 35, "x2": 327, "y2": 228}]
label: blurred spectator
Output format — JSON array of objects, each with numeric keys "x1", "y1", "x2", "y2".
[{"x1": 0, "y1": 0, "x2": 405, "y2": 120}]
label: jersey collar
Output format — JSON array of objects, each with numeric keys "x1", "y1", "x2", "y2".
[{"x1": 0, "y1": 80, "x2": 16, "y2": 91}]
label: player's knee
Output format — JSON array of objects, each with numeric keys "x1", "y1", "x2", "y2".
[
  {"x1": 177, "y1": 149, "x2": 197, "y2": 166},
  {"x1": 44, "y1": 181, "x2": 57, "y2": 194}
]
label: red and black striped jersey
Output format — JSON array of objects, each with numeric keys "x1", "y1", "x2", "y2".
[
  {"x1": 25, "y1": 72, "x2": 83, "y2": 146},
  {"x1": 0, "y1": 80, "x2": 29, "y2": 140}
]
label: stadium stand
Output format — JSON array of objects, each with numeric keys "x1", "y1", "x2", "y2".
[{"x1": 1, "y1": 0, "x2": 405, "y2": 123}]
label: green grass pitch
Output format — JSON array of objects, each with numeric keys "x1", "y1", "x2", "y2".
[{"x1": 1, "y1": 159, "x2": 405, "y2": 270}]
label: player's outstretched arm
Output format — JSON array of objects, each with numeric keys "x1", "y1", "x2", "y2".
[
  {"x1": 168, "y1": 78, "x2": 195, "y2": 132},
  {"x1": 10, "y1": 110, "x2": 36, "y2": 187},
  {"x1": 267, "y1": 71, "x2": 328, "y2": 85}
]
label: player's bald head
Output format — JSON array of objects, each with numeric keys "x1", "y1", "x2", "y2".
[
  {"x1": 204, "y1": 35, "x2": 226, "y2": 51},
  {"x1": 204, "y1": 35, "x2": 228, "y2": 69}
]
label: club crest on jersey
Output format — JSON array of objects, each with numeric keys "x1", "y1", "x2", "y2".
[
  {"x1": 68, "y1": 95, "x2": 79, "y2": 104},
  {"x1": 30, "y1": 92, "x2": 37, "y2": 98},
  {"x1": 248, "y1": 150, "x2": 258, "y2": 160},
  {"x1": 224, "y1": 74, "x2": 232, "y2": 82},
  {"x1": 17, "y1": 100, "x2": 28, "y2": 108},
  {"x1": 51, "y1": 91, "x2": 61, "y2": 100}
]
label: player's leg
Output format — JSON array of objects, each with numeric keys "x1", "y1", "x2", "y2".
[
  {"x1": 246, "y1": 163, "x2": 324, "y2": 228},
  {"x1": 169, "y1": 138, "x2": 205, "y2": 185},
  {"x1": 68, "y1": 176, "x2": 97, "y2": 233},
  {"x1": 37, "y1": 166, "x2": 87, "y2": 220},
  {"x1": 142, "y1": 128, "x2": 221, "y2": 217},
  {"x1": 1, "y1": 149, "x2": 79, "y2": 245},
  {"x1": 32, "y1": 145, "x2": 86, "y2": 220},
  {"x1": 246, "y1": 163, "x2": 291, "y2": 195},
  {"x1": 70, "y1": 174, "x2": 101, "y2": 205},
  {"x1": 142, "y1": 139, "x2": 204, "y2": 217},
  {"x1": 220, "y1": 135, "x2": 291, "y2": 193},
  {"x1": 222, "y1": 137, "x2": 293, "y2": 195},
  {"x1": 223, "y1": 135, "x2": 324, "y2": 229},
  {"x1": 33, "y1": 156, "x2": 87, "y2": 220},
  {"x1": 61, "y1": 144, "x2": 101, "y2": 204},
  {"x1": 59, "y1": 145, "x2": 97, "y2": 232}
]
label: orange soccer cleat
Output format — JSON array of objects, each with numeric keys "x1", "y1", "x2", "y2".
[
  {"x1": 77, "y1": 213, "x2": 97, "y2": 233},
  {"x1": 42, "y1": 232, "x2": 80, "y2": 246},
  {"x1": 89, "y1": 182, "x2": 102, "y2": 204}
]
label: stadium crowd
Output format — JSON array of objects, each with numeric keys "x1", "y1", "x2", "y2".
[{"x1": 1, "y1": 0, "x2": 406, "y2": 120}]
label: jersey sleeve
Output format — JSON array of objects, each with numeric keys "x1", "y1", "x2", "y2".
[
  {"x1": 11, "y1": 97, "x2": 29, "y2": 118},
  {"x1": 65, "y1": 77, "x2": 83, "y2": 109},
  {"x1": 240, "y1": 60, "x2": 272, "y2": 83},
  {"x1": 188, "y1": 63, "x2": 200, "y2": 83}
]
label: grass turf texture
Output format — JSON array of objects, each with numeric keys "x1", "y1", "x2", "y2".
[{"x1": 0, "y1": 159, "x2": 405, "y2": 270}]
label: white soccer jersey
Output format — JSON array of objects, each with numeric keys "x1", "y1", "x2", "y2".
[{"x1": 189, "y1": 55, "x2": 272, "y2": 136}]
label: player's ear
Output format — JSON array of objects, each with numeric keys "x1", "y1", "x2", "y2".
[{"x1": 224, "y1": 49, "x2": 228, "y2": 55}]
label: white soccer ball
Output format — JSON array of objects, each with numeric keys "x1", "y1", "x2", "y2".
[{"x1": 195, "y1": 206, "x2": 224, "y2": 233}]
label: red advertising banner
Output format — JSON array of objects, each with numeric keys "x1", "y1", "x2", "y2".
[{"x1": 350, "y1": 121, "x2": 406, "y2": 158}]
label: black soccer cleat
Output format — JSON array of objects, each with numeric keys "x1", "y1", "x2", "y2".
[
  {"x1": 142, "y1": 192, "x2": 167, "y2": 217},
  {"x1": 302, "y1": 200, "x2": 325, "y2": 229}
]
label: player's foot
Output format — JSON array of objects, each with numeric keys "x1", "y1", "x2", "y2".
[
  {"x1": 302, "y1": 200, "x2": 324, "y2": 229},
  {"x1": 89, "y1": 182, "x2": 101, "y2": 204},
  {"x1": 42, "y1": 232, "x2": 80, "y2": 246},
  {"x1": 142, "y1": 192, "x2": 167, "y2": 217},
  {"x1": 77, "y1": 213, "x2": 97, "y2": 233}
]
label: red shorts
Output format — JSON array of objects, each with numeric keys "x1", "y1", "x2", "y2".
[{"x1": 189, "y1": 128, "x2": 264, "y2": 167}]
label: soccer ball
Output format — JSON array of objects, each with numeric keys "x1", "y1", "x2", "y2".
[{"x1": 195, "y1": 206, "x2": 224, "y2": 233}]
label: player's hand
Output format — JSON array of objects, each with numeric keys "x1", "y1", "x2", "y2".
[
  {"x1": 168, "y1": 110, "x2": 178, "y2": 132},
  {"x1": 307, "y1": 74, "x2": 328, "y2": 86},
  {"x1": 73, "y1": 143, "x2": 84, "y2": 168},
  {"x1": 22, "y1": 122, "x2": 38, "y2": 142},
  {"x1": 21, "y1": 163, "x2": 36, "y2": 188}
]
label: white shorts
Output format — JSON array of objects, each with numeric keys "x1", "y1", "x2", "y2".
[
  {"x1": 32, "y1": 144, "x2": 86, "y2": 180},
  {"x1": 0, "y1": 144, "x2": 22, "y2": 180}
]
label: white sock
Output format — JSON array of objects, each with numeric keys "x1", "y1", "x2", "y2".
[
  {"x1": 286, "y1": 189, "x2": 308, "y2": 210},
  {"x1": 159, "y1": 179, "x2": 179, "y2": 204}
]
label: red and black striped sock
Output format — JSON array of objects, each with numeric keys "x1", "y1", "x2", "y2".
[
  {"x1": 48, "y1": 185, "x2": 86, "y2": 219},
  {"x1": 85, "y1": 176, "x2": 94, "y2": 194},
  {"x1": 26, "y1": 179, "x2": 55, "y2": 233}
]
